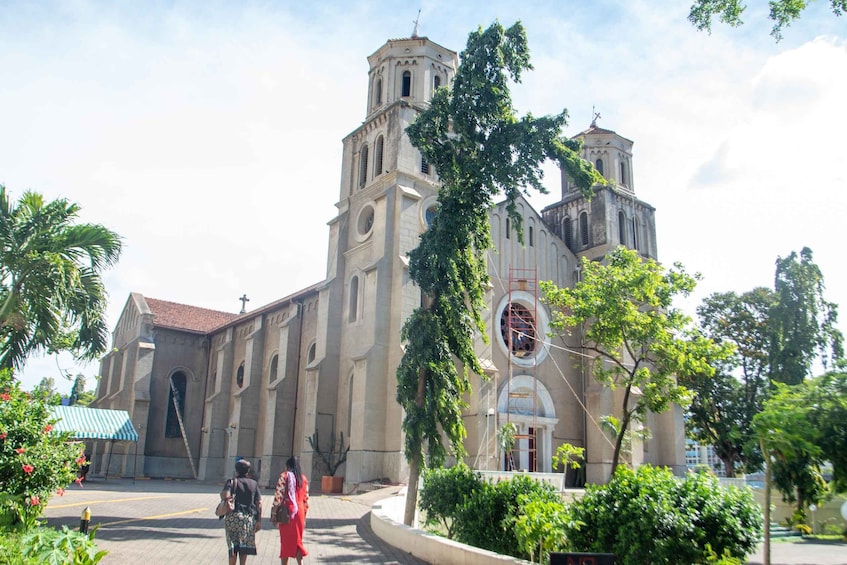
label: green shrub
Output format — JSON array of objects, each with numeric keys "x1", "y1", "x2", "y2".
[
  {"x1": 419, "y1": 464, "x2": 481, "y2": 539},
  {"x1": 822, "y1": 522, "x2": 844, "y2": 536},
  {"x1": 22, "y1": 525, "x2": 108, "y2": 564},
  {"x1": 0, "y1": 370, "x2": 86, "y2": 530},
  {"x1": 513, "y1": 496, "x2": 571, "y2": 563},
  {"x1": 454, "y1": 473, "x2": 562, "y2": 560},
  {"x1": 564, "y1": 465, "x2": 762, "y2": 565},
  {"x1": 0, "y1": 525, "x2": 107, "y2": 564}
]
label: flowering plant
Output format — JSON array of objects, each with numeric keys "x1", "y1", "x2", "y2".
[{"x1": 0, "y1": 369, "x2": 84, "y2": 530}]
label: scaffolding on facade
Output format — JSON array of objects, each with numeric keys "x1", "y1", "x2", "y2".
[{"x1": 503, "y1": 266, "x2": 539, "y2": 472}]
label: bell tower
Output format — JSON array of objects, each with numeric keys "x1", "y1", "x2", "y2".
[
  {"x1": 542, "y1": 119, "x2": 658, "y2": 263},
  {"x1": 305, "y1": 36, "x2": 458, "y2": 485}
]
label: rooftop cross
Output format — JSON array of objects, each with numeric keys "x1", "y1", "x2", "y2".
[
  {"x1": 238, "y1": 294, "x2": 250, "y2": 314},
  {"x1": 411, "y1": 9, "x2": 421, "y2": 38}
]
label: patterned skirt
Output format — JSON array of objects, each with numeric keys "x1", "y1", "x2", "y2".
[{"x1": 224, "y1": 511, "x2": 257, "y2": 556}]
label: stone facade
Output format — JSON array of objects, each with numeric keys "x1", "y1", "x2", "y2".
[{"x1": 90, "y1": 34, "x2": 685, "y2": 488}]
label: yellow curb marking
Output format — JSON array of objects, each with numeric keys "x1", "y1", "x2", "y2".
[
  {"x1": 99, "y1": 507, "x2": 209, "y2": 527},
  {"x1": 48, "y1": 495, "x2": 171, "y2": 509}
]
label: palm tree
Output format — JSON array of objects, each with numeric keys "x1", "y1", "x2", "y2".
[{"x1": 0, "y1": 185, "x2": 122, "y2": 370}]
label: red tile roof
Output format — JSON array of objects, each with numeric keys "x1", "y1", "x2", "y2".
[{"x1": 144, "y1": 297, "x2": 239, "y2": 333}]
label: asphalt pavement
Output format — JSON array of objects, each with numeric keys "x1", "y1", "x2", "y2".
[{"x1": 42, "y1": 477, "x2": 426, "y2": 564}]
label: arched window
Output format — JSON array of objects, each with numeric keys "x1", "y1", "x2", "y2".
[
  {"x1": 401, "y1": 71, "x2": 411, "y2": 97},
  {"x1": 618, "y1": 211, "x2": 627, "y2": 246},
  {"x1": 620, "y1": 159, "x2": 628, "y2": 186},
  {"x1": 165, "y1": 372, "x2": 187, "y2": 438},
  {"x1": 358, "y1": 145, "x2": 369, "y2": 188},
  {"x1": 579, "y1": 211, "x2": 589, "y2": 246},
  {"x1": 374, "y1": 78, "x2": 382, "y2": 106},
  {"x1": 269, "y1": 354, "x2": 278, "y2": 383},
  {"x1": 631, "y1": 217, "x2": 639, "y2": 251},
  {"x1": 236, "y1": 362, "x2": 245, "y2": 388},
  {"x1": 374, "y1": 136, "x2": 384, "y2": 177},
  {"x1": 595, "y1": 158, "x2": 604, "y2": 177},
  {"x1": 529, "y1": 226, "x2": 534, "y2": 247},
  {"x1": 433, "y1": 74, "x2": 441, "y2": 89},
  {"x1": 506, "y1": 218, "x2": 511, "y2": 240},
  {"x1": 563, "y1": 217, "x2": 573, "y2": 250},
  {"x1": 349, "y1": 275, "x2": 359, "y2": 322}
]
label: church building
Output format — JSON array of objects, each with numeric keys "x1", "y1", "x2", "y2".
[{"x1": 90, "y1": 33, "x2": 684, "y2": 488}]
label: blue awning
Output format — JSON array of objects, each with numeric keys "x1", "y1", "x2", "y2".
[{"x1": 48, "y1": 405, "x2": 139, "y2": 442}]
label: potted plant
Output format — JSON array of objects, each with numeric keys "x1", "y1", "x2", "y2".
[
  {"x1": 552, "y1": 442, "x2": 585, "y2": 490},
  {"x1": 307, "y1": 430, "x2": 350, "y2": 494},
  {"x1": 497, "y1": 422, "x2": 518, "y2": 471}
]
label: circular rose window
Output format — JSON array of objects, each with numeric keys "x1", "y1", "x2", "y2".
[
  {"x1": 357, "y1": 204, "x2": 375, "y2": 239},
  {"x1": 500, "y1": 302, "x2": 536, "y2": 357}
]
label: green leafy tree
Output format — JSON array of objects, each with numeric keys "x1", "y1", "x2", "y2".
[
  {"x1": 68, "y1": 375, "x2": 85, "y2": 406},
  {"x1": 685, "y1": 248, "x2": 842, "y2": 481},
  {"x1": 0, "y1": 369, "x2": 86, "y2": 530},
  {"x1": 753, "y1": 379, "x2": 826, "y2": 516},
  {"x1": 32, "y1": 377, "x2": 62, "y2": 406},
  {"x1": 689, "y1": 0, "x2": 847, "y2": 40},
  {"x1": 74, "y1": 390, "x2": 96, "y2": 407},
  {"x1": 565, "y1": 465, "x2": 762, "y2": 565},
  {"x1": 769, "y1": 247, "x2": 843, "y2": 385},
  {"x1": 755, "y1": 371, "x2": 847, "y2": 517},
  {"x1": 808, "y1": 370, "x2": 847, "y2": 492},
  {"x1": 684, "y1": 288, "x2": 775, "y2": 476},
  {"x1": 0, "y1": 185, "x2": 122, "y2": 371},
  {"x1": 396, "y1": 21, "x2": 601, "y2": 526},
  {"x1": 541, "y1": 246, "x2": 731, "y2": 473}
]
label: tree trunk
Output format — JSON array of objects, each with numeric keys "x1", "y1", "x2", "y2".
[
  {"x1": 403, "y1": 365, "x2": 429, "y2": 527},
  {"x1": 611, "y1": 387, "x2": 633, "y2": 475},
  {"x1": 404, "y1": 451, "x2": 421, "y2": 527},
  {"x1": 762, "y1": 440, "x2": 771, "y2": 565},
  {"x1": 720, "y1": 454, "x2": 736, "y2": 478}
]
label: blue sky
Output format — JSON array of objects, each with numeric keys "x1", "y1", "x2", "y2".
[{"x1": 1, "y1": 1, "x2": 845, "y2": 393}]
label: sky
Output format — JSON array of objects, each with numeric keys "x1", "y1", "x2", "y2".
[{"x1": 1, "y1": 1, "x2": 845, "y2": 395}]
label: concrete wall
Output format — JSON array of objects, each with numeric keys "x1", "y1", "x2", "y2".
[{"x1": 370, "y1": 494, "x2": 531, "y2": 565}]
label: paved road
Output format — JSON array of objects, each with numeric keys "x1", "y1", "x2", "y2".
[
  {"x1": 43, "y1": 477, "x2": 427, "y2": 564},
  {"x1": 43, "y1": 477, "x2": 846, "y2": 564}
]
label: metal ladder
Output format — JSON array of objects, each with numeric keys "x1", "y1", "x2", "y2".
[{"x1": 169, "y1": 377, "x2": 198, "y2": 479}]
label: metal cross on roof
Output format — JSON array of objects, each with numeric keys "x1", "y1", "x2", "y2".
[{"x1": 239, "y1": 294, "x2": 250, "y2": 314}]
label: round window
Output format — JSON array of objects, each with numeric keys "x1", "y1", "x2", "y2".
[
  {"x1": 424, "y1": 204, "x2": 438, "y2": 227},
  {"x1": 495, "y1": 293, "x2": 551, "y2": 367},
  {"x1": 357, "y1": 205, "x2": 375, "y2": 238},
  {"x1": 500, "y1": 303, "x2": 536, "y2": 357},
  {"x1": 420, "y1": 196, "x2": 440, "y2": 229}
]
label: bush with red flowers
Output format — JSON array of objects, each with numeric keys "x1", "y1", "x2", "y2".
[{"x1": 0, "y1": 369, "x2": 84, "y2": 530}]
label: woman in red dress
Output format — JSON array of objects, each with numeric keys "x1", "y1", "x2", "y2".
[{"x1": 272, "y1": 456, "x2": 309, "y2": 564}]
